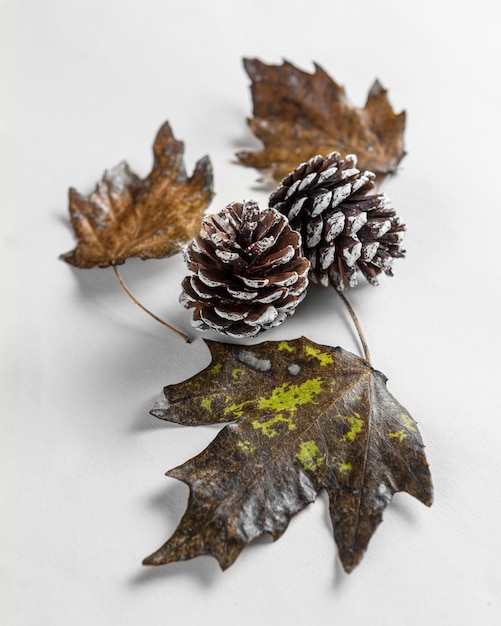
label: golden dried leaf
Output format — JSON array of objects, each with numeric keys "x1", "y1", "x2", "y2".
[
  {"x1": 62, "y1": 122, "x2": 214, "y2": 268},
  {"x1": 237, "y1": 58, "x2": 406, "y2": 183}
]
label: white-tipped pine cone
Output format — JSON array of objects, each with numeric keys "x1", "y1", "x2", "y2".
[
  {"x1": 180, "y1": 200, "x2": 310, "y2": 337},
  {"x1": 269, "y1": 152, "x2": 405, "y2": 290}
]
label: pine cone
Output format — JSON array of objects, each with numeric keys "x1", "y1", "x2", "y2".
[
  {"x1": 180, "y1": 200, "x2": 310, "y2": 337},
  {"x1": 269, "y1": 152, "x2": 405, "y2": 290}
]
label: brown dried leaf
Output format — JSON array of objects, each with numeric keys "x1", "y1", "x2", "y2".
[
  {"x1": 61, "y1": 122, "x2": 213, "y2": 268},
  {"x1": 145, "y1": 337, "x2": 432, "y2": 573},
  {"x1": 237, "y1": 58, "x2": 406, "y2": 183}
]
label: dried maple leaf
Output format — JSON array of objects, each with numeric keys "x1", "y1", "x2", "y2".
[
  {"x1": 237, "y1": 58, "x2": 406, "y2": 183},
  {"x1": 61, "y1": 122, "x2": 213, "y2": 268},
  {"x1": 144, "y1": 337, "x2": 432, "y2": 573}
]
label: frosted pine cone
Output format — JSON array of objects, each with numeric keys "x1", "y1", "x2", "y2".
[
  {"x1": 180, "y1": 200, "x2": 310, "y2": 337},
  {"x1": 269, "y1": 152, "x2": 405, "y2": 290}
]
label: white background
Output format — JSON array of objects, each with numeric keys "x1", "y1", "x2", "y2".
[{"x1": 2, "y1": 0, "x2": 501, "y2": 624}]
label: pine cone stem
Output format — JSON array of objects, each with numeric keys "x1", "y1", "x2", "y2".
[
  {"x1": 113, "y1": 266, "x2": 191, "y2": 343},
  {"x1": 335, "y1": 288, "x2": 372, "y2": 366}
]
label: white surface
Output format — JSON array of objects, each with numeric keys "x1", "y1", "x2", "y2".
[{"x1": 2, "y1": 0, "x2": 501, "y2": 624}]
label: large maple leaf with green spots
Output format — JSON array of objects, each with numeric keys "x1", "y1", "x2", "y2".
[{"x1": 144, "y1": 337, "x2": 432, "y2": 573}]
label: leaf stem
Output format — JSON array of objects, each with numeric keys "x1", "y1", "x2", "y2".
[
  {"x1": 112, "y1": 266, "x2": 191, "y2": 343},
  {"x1": 335, "y1": 289, "x2": 372, "y2": 366}
]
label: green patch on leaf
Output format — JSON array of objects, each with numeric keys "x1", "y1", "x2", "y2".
[
  {"x1": 252, "y1": 413, "x2": 296, "y2": 438},
  {"x1": 237, "y1": 441, "x2": 256, "y2": 454},
  {"x1": 389, "y1": 430, "x2": 407, "y2": 442},
  {"x1": 200, "y1": 397, "x2": 213, "y2": 411},
  {"x1": 341, "y1": 413, "x2": 364, "y2": 442},
  {"x1": 401, "y1": 413, "x2": 417, "y2": 432},
  {"x1": 258, "y1": 378, "x2": 323, "y2": 414},
  {"x1": 304, "y1": 345, "x2": 334, "y2": 366},
  {"x1": 296, "y1": 440, "x2": 323, "y2": 472},
  {"x1": 337, "y1": 461, "x2": 352, "y2": 472},
  {"x1": 224, "y1": 400, "x2": 251, "y2": 419}
]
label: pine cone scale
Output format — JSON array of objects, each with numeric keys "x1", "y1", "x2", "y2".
[
  {"x1": 324, "y1": 212, "x2": 345, "y2": 241},
  {"x1": 317, "y1": 166, "x2": 339, "y2": 186},
  {"x1": 361, "y1": 242, "x2": 380, "y2": 262},
  {"x1": 197, "y1": 268, "x2": 230, "y2": 287},
  {"x1": 344, "y1": 210, "x2": 367, "y2": 236},
  {"x1": 226, "y1": 286, "x2": 259, "y2": 300},
  {"x1": 254, "y1": 289, "x2": 286, "y2": 304},
  {"x1": 342, "y1": 239, "x2": 362, "y2": 267},
  {"x1": 319, "y1": 246, "x2": 336, "y2": 270},
  {"x1": 252, "y1": 244, "x2": 296, "y2": 270},
  {"x1": 306, "y1": 217, "x2": 323, "y2": 248},
  {"x1": 298, "y1": 172, "x2": 318, "y2": 191},
  {"x1": 213, "y1": 305, "x2": 249, "y2": 321},
  {"x1": 311, "y1": 192, "x2": 333, "y2": 217},
  {"x1": 331, "y1": 183, "x2": 353, "y2": 209},
  {"x1": 288, "y1": 197, "x2": 307, "y2": 220}
]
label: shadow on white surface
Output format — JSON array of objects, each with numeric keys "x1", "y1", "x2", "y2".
[
  {"x1": 131, "y1": 480, "x2": 223, "y2": 588},
  {"x1": 62, "y1": 255, "x2": 171, "y2": 302},
  {"x1": 131, "y1": 554, "x2": 220, "y2": 588}
]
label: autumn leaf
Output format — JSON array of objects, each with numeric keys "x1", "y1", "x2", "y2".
[
  {"x1": 144, "y1": 337, "x2": 432, "y2": 573},
  {"x1": 237, "y1": 58, "x2": 406, "y2": 183},
  {"x1": 61, "y1": 122, "x2": 214, "y2": 268}
]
